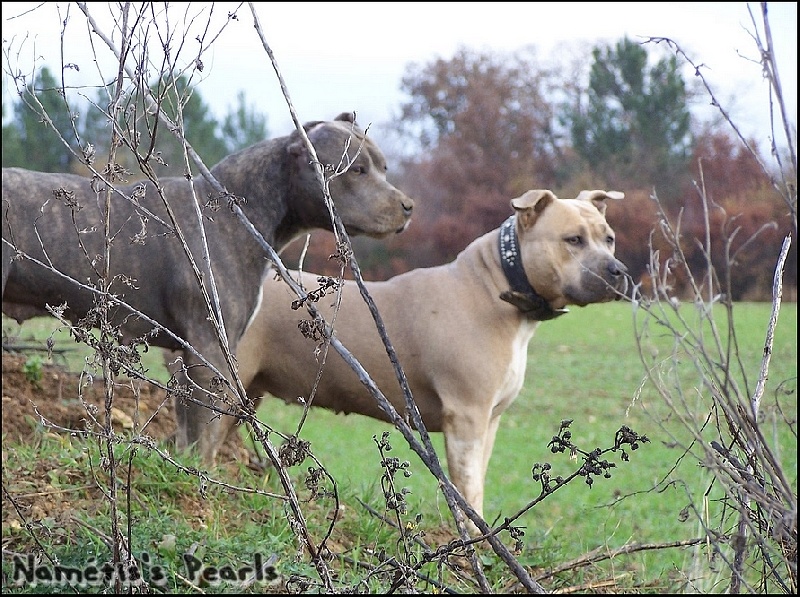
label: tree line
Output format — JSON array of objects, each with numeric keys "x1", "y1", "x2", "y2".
[
  {"x1": 2, "y1": 37, "x2": 795, "y2": 300},
  {"x1": 2, "y1": 68, "x2": 267, "y2": 177}
]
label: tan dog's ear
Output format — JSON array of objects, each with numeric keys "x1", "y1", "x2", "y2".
[
  {"x1": 575, "y1": 190, "x2": 625, "y2": 215},
  {"x1": 511, "y1": 190, "x2": 557, "y2": 229}
]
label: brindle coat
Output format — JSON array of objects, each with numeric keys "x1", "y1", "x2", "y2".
[{"x1": 2, "y1": 112, "x2": 414, "y2": 463}]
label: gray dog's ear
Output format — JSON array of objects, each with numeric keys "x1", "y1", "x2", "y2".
[
  {"x1": 289, "y1": 119, "x2": 337, "y2": 159},
  {"x1": 301, "y1": 119, "x2": 324, "y2": 133},
  {"x1": 290, "y1": 113, "x2": 361, "y2": 161},
  {"x1": 334, "y1": 111, "x2": 356, "y2": 124},
  {"x1": 576, "y1": 190, "x2": 624, "y2": 215},
  {"x1": 510, "y1": 190, "x2": 557, "y2": 229}
]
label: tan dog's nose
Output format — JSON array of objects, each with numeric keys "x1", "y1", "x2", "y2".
[
  {"x1": 610, "y1": 258, "x2": 629, "y2": 298},
  {"x1": 609, "y1": 259, "x2": 627, "y2": 278}
]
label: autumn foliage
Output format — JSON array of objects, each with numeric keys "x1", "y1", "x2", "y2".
[{"x1": 281, "y1": 47, "x2": 795, "y2": 302}]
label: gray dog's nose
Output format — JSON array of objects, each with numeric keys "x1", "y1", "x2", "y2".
[{"x1": 402, "y1": 200, "x2": 414, "y2": 217}]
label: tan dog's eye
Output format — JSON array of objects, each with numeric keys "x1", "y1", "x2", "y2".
[
  {"x1": 606, "y1": 235, "x2": 615, "y2": 246},
  {"x1": 566, "y1": 236, "x2": 583, "y2": 246}
]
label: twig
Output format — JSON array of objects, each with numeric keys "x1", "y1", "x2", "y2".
[
  {"x1": 751, "y1": 234, "x2": 791, "y2": 416},
  {"x1": 2, "y1": 343, "x2": 71, "y2": 354},
  {"x1": 553, "y1": 577, "x2": 627, "y2": 594},
  {"x1": 535, "y1": 538, "x2": 705, "y2": 581}
]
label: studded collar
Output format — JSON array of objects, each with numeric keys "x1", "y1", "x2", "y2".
[{"x1": 497, "y1": 215, "x2": 568, "y2": 321}]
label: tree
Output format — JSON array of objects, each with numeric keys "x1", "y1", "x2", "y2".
[
  {"x1": 77, "y1": 78, "x2": 269, "y2": 178},
  {"x1": 3, "y1": 67, "x2": 268, "y2": 179},
  {"x1": 397, "y1": 47, "x2": 559, "y2": 184},
  {"x1": 221, "y1": 90, "x2": 268, "y2": 154},
  {"x1": 4, "y1": 67, "x2": 78, "y2": 172},
  {"x1": 685, "y1": 128, "x2": 795, "y2": 299},
  {"x1": 566, "y1": 37, "x2": 692, "y2": 202},
  {"x1": 143, "y1": 73, "x2": 229, "y2": 176},
  {"x1": 689, "y1": 127, "x2": 772, "y2": 201},
  {"x1": 1, "y1": 100, "x2": 24, "y2": 168},
  {"x1": 78, "y1": 72, "x2": 231, "y2": 177},
  {"x1": 388, "y1": 47, "x2": 561, "y2": 268}
]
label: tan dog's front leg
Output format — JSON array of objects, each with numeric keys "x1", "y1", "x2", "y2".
[
  {"x1": 443, "y1": 407, "x2": 493, "y2": 532},
  {"x1": 481, "y1": 415, "x2": 503, "y2": 492}
]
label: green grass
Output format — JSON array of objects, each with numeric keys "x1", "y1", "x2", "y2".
[
  {"x1": 2, "y1": 437, "x2": 309, "y2": 593},
  {"x1": 2, "y1": 301, "x2": 797, "y2": 592},
  {"x1": 248, "y1": 301, "x2": 796, "y2": 586}
]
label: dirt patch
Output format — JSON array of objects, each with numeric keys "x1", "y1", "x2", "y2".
[
  {"x1": 2, "y1": 350, "x2": 252, "y2": 463},
  {"x1": 2, "y1": 350, "x2": 177, "y2": 443}
]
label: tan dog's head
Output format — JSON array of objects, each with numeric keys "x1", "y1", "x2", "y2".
[{"x1": 511, "y1": 189, "x2": 628, "y2": 310}]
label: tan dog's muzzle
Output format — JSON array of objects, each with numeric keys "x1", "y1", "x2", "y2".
[{"x1": 567, "y1": 256, "x2": 629, "y2": 306}]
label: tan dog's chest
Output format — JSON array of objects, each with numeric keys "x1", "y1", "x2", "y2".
[{"x1": 491, "y1": 323, "x2": 539, "y2": 418}]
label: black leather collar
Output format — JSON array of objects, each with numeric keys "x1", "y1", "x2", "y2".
[{"x1": 498, "y1": 215, "x2": 568, "y2": 321}]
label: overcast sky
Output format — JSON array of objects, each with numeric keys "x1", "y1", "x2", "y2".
[{"x1": 2, "y1": 2, "x2": 797, "y2": 150}]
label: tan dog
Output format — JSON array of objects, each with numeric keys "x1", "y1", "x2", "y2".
[{"x1": 234, "y1": 189, "x2": 627, "y2": 521}]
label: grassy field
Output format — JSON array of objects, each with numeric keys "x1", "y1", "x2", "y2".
[
  {"x1": 247, "y1": 301, "x2": 797, "y2": 587},
  {"x1": 2, "y1": 300, "x2": 797, "y2": 592}
]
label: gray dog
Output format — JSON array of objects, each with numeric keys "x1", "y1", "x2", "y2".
[
  {"x1": 2, "y1": 112, "x2": 414, "y2": 464},
  {"x1": 233, "y1": 189, "x2": 627, "y2": 527}
]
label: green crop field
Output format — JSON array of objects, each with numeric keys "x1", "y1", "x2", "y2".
[
  {"x1": 245, "y1": 301, "x2": 797, "y2": 586},
  {"x1": 2, "y1": 300, "x2": 796, "y2": 593}
]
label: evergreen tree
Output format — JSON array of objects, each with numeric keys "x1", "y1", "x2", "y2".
[
  {"x1": 2, "y1": 100, "x2": 25, "y2": 168},
  {"x1": 567, "y1": 37, "x2": 692, "y2": 201},
  {"x1": 6, "y1": 70, "x2": 269, "y2": 177},
  {"x1": 140, "y1": 73, "x2": 228, "y2": 176},
  {"x1": 7, "y1": 67, "x2": 78, "y2": 172},
  {"x1": 221, "y1": 90, "x2": 268, "y2": 154},
  {"x1": 79, "y1": 84, "x2": 114, "y2": 154}
]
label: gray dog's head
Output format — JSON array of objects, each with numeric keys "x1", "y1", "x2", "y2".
[{"x1": 286, "y1": 112, "x2": 414, "y2": 238}]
